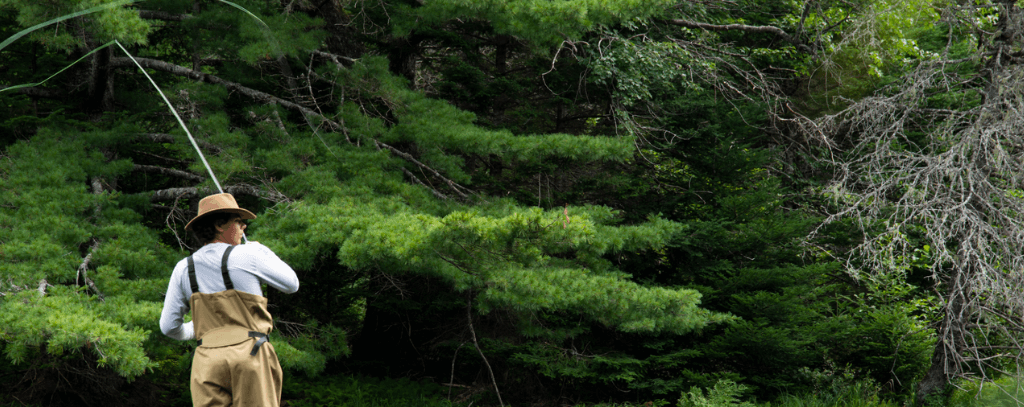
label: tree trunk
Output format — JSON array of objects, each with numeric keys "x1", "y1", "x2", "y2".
[
  {"x1": 494, "y1": 35, "x2": 509, "y2": 75},
  {"x1": 916, "y1": 267, "x2": 967, "y2": 404},
  {"x1": 88, "y1": 46, "x2": 114, "y2": 111},
  {"x1": 915, "y1": 339, "x2": 949, "y2": 404}
]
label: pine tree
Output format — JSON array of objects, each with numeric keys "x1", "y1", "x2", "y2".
[{"x1": 0, "y1": 0, "x2": 949, "y2": 405}]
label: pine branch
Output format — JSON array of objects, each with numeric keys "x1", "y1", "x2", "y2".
[
  {"x1": 134, "y1": 164, "x2": 204, "y2": 182},
  {"x1": 109, "y1": 57, "x2": 328, "y2": 131},
  {"x1": 110, "y1": 56, "x2": 474, "y2": 200},
  {"x1": 271, "y1": 110, "x2": 288, "y2": 135},
  {"x1": 247, "y1": 110, "x2": 290, "y2": 136}
]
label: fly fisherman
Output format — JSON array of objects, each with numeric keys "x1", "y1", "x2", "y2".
[{"x1": 160, "y1": 193, "x2": 299, "y2": 406}]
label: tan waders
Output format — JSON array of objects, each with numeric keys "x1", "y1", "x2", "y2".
[{"x1": 188, "y1": 246, "x2": 282, "y2": 406}]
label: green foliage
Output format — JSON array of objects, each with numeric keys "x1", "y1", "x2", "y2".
[
  {"x1": 340, "y1": 56, "x2": 638, "y2": 181},
  {"x1": 679, "y1": 380, "x2": 755, "y2": 407},
  {"x1": 0, "y1": 128, "x2": 173, "y2": 378},
  {"x1": 270, "y1": 322, "x2": 350, "y2": 377},
  {"x1": 585, "y1": 30, "x2": 709, "y2": 107},
  {"x1": 769, "y1": 379, "x2": 901, "y2": 407},
  {"x1": 0, "y1": 0, "x2": 150, "y2": 51},
  {"x1": 263, "y1": 191, "x2": 731, "y2": 337},
  {"x1": 0, "y1": 0, "x2": 979, "y2": 405},
  {"x1": 0, "y1": 289, "x2": 157, "y2": 377},
  {"x1": 509, "y1": 340, "x2": 646, "y2": 383},
  {"x1": 233, "y1": 5, "x2": 325, "y2": 63},
  {"x1": 821, "y1": 258, "x2": 936, "y2": 394},
  {"x1": 946, "y1": 375, "x2": 1024, "y2": 407}
]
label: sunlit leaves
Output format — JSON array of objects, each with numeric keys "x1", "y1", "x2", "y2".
[
  {"x1": 586, "y1": 33, "x2": 707, "y2": 107},
  {"x1": 0, "y1": 0, "x2": 150, "y2": 51}
]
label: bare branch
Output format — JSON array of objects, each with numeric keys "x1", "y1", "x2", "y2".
[
  {"x1": 375, "y1": 140, "x2": 471, "y2": 199},
  {"x1": 138, "y1": 10, "x2": 191, "y2": 21},
  {"x1": 467, "y1": 296, "x2": 504, "y2": 407},
  {"x1": 662, "y1": 18, "x2": 813, "y2": 54},
  {"x1": 133, "y1": 164, "x2": 204, "y2": 182},
  {"x1": 37, "y1": 279, "x2": 48, "y2": 296},
  {"x1": 310, "y1": 50, "x2": 358, "y2": 70},
  {"x1": 76, "y1": 240, "x2": 105, "y2": 301},
  {"x1": 147, "y1": 184, "x2": 290, "y2": 203},
  {"x1": 109, "y1": 57, "x2": 325, "y2": 128},
  {"x1": 111, "y1": 56, "x2": 474, "y2": 200},
  {"x1": 137, "y1": 133, "x2": 221, "y2": 154},
  {"x1": 812, "y1": 2, "x2": 1024, "y2": 400},
  {"x1": 402, "y1": 168, "x2": 450, "y2": 200}
]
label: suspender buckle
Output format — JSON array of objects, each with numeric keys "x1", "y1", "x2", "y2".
[{"x1": 248, "y1": 331, "x2": 269, "y2": 355}]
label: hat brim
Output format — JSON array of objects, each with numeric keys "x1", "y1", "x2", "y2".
[{"x1": 184, "y1": 208, "x2": 257, "y2": 231}]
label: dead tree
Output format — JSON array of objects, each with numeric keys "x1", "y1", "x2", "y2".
[{"x1": 815, "y1": 0, "x2": 1024, "y2": 402}]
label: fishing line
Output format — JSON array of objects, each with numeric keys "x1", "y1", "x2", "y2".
[
  {"x1": 115, "y1": 41, "x2": 224, "y2": 193},
  {"x1": 116, "y1": 40, "x2": 248, "y2": 243}
]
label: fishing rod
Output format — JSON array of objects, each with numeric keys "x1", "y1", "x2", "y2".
[{"x1": 0, "y1": 1, "x2": 299, "y2": 245}]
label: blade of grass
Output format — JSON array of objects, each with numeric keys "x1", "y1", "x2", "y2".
[
  {"x1": 213, "y1": 0, "x2": 269, "y2": 28},
  {"x1": 213, "y1": 0, "x2": 285, "y2": 61},
  {"x1": 0, "y1": 40, "x2": 116, "y2": 93},
  {"x1": 0, "y1": 0, "x2": 140, "y2": 54}
]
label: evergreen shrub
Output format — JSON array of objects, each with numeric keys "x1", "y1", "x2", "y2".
[
  {"x1": 947, "y1": 376, "x2": 1024, "y2": 407},
  {"x1": 678, "y1": 380, "x2": 755, "y2": 407}
]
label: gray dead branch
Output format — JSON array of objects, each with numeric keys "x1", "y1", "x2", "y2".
[
  {"x1": 147, "y1": 184, "x2": 290, "y2": 203},
  {"x1": 134, "y1": 164, "x2": 205, "y2": 182}
]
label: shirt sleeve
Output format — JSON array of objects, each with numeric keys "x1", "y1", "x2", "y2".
[
  {"x1": 159, "y1": 260, "x2": 195, "y2": 341},
  {"x1": 243, "y1": 242, "x2": 300, "y2": 294}
]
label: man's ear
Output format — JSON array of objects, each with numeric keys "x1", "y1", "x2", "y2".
[{"x1": 214, "y1": 219, "x2": 230, "y2": 234}]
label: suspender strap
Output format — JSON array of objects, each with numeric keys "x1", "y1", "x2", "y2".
[
  {"x1": 187, "y1": 256, "x2": 199, "y2": 293},
  {"x1": 221, "y1": 245, "x2": 235, "y2": 291},
  {"x1": 248, "y1": 332, "x2": 268, "y2": 355},
  {"x1": 187, "y1": 245, "x2": 237, "y2": 293}
]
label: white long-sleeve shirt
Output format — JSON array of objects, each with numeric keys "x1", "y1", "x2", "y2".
[{"x1": 159, "y1": 242, "x2": 299, "y2": 341}]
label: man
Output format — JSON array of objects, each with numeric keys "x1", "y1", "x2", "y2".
[{"x1": 160, "y1": 193, "x2": 299, "y2": 406}]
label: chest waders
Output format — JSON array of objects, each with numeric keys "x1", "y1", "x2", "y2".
[{"x1": 188, "y1": 246, "x2": 283, "y2": 407}]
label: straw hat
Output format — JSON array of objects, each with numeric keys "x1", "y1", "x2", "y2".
[{"x1": 184, "y1": 193, "x2": 256, "y2": 230}]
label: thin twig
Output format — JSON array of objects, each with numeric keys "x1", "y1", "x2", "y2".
[
  {"x1": 447, "y1": 341, "x2": 466, "y2": 402},
  {"x1": 467, "y1": 295, "x2": 504, "y2": 407}
]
